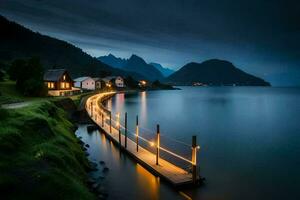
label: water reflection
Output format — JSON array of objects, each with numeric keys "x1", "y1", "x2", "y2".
[
  {"x1": 140, "y1": 91, "x2": 147, "y2": 122},
  {"x1": 109, "y1": 87, "x2": 300, "y2": 200},
  {"x1": 135, "y1": 164, "x2": 160, "y2": 200},
  {"x1": 76, "y1": 125, "x2": 182, "y2": 200}
]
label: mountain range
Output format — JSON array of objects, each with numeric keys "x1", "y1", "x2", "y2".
[
  {"x1": 0, "y1": 15, "x2": 270, "y2": 86},
  {"x1": 98, "y1": 54, "x2": 165, "y2": 81},
  {"x1": 166, "y1": 59, "x2": 270, "y2": 86},
  {"x1": 98, "y1": 54, "x2": 175, "y2": 78}
]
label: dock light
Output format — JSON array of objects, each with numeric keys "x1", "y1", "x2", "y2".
[
  {"x1": 116, "y1": 112, "x2": 121, "y2": 145},
  {"x1": 116, "y1": 113, "x2": 120, "y2": 128},
  {"x1": 150, "y1": 142, "x2": 155, "y2": 147}
]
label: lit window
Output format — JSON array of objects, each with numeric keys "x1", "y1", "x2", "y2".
[
  {"x1": 66, "y1": 82, "x2": 70, "y2": 88},
  {"x1": 61, "y1": 82, "x2": 66, "y2": 89},
  {"x1": 63, "y1": 75, "x2": 66, "y2": 80},
  {"x1": 51, "y1": 82, "x2": 54, "y2": 88}
]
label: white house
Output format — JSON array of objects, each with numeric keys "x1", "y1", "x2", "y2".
[
  {"x1": 74, "y1": 76, "x2": 95, "y2": 90},
  {"x1": 102, "y1": 76, "x2": 125, "y2": 88},
  {"x1": 115, "y1": 76, "x2": 124, "y2": 87}
]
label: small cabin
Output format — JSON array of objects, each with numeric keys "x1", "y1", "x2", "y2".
[
  {"x1": 44, "y1": 69, "x2": 73, "y2": 90},
  {"x1": 74, "y1": 77, "x2": 95, "y2": 90},
  {"x1": 115, "y1": 76, "x2": 125, "y2": 88},
  {"x1": 102, "y1": 76, "x2": 125, "y2": 88},
  {"x1": 93, "y1": 78, "x2": 105, "y2": 90}
]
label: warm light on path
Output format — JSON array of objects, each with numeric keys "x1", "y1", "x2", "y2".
[{"x1": 85, "y1": 92, "x2": 199, "y2": 186}]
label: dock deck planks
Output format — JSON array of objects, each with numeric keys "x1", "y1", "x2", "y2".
[{"x1": 86, "y1": 93, "x2": 193, "y2": 186}]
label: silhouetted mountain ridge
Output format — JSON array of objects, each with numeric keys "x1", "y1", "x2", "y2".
[
  {"x1": 150, "y1": 62, "x2": 174, "y2": 77},
  {"x1": 166, "y1": 59, "x2": 270, "y2": 86},
  {"x1": 98, "y1": 54, "x2": 164, "y2": 81},
  {"x1": 0, "y1": 15, "x2": 143, "y2": 79},
  {"x1": 98, "y1": 54, "x2": 127, "y2": 69}
]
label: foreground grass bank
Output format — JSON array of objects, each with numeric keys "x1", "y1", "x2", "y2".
[{"x1": 0, "y1": 101, "x2": 95, "y2": 199}]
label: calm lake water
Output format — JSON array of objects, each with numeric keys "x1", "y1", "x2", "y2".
[{"x1": 77, "y1": 87, "x2": 300, "y2": 200}]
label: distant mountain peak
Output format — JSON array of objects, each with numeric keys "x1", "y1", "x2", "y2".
[
  {"x1": 107, "y1": 53, "x2": 116, "y2": 57},
  {"x1": 128, "y1": 54, "x2": 146, "y2": 64},
  {"x1": 166, "y1": 59, "x2": 270, "y2": 86},
  {"x1": 98, "y1": 53, "x2": 164, "y2": 81}
]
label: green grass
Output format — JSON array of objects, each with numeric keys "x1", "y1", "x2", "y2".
[
  {"x1": 0, "y1": 80, "x2": 25, "y2": 104},
  {"x1": 0, "y1": 101, "x2": 95, "y2": 199},
  {"x1": 0, "y1": 80, "x2": 51, "y2": 104}
]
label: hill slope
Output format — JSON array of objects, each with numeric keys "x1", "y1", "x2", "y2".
[
  {"x1": 166, "y1": 59, "x2": 270, "y2": 86},
  {"x1": 0, "y1": 15, "x2": 140, "y2": 79},
  {"x1": 150, "y1": 62, "x2": 174, "y2": 77},
  {"x1": 98, "y1": 54, "x2": 164, "y2": 81},
  {"x1": 125, "y1": 55, "x2": 164, "y2": 81},
  {"x1": 98, "y1": 54, "x2": 127, "y2": 69}
]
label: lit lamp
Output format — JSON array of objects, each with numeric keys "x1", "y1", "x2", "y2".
[
  {"x1": 139, "y1": 80, "x2": 147, "y2": 87},
  {"x1": 116, "y1": 113, "x2": 121, "y2": 145}
]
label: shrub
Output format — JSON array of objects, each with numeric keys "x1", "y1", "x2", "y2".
[
  {"x1": 8, "y1": 57, "x2": 47, "y2": 96},
  {"x1": 0, "y1": 108, "x2": 9, "y2": 120}
]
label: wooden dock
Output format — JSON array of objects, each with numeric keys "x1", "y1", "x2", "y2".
[{"x1": 86, "y1": 92, "x2": 197, "y2": 187}]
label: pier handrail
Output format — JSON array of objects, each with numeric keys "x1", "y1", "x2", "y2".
[{"x1": 85, "y1": 92, "x2": 200, "y2": 185}]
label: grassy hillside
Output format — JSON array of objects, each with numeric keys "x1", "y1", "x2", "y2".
[{"x1": 0, "y1": 101, "x2": 95, "y2": 199}]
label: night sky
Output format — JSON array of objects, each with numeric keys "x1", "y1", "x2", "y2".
[{"x1": 1, "y1": 0, "x2": 300, "y2": 85}]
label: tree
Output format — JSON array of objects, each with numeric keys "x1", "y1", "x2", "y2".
[
  {"x1": 0, "y1": 70, "x2": 4, "y2": 81},
  {"x1": 8, "y1": 59, "x2": 27, "y2": 81},
  {"x1": 8, "y1": 57, "x2": 47, "y2": 96},
  {"x1": 124, "y1": 76, "x2": 139, "y2": 88}
]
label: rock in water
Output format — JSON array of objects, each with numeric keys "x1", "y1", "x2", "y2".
[
  {"x1": 102, "y1": 167, "x2": 109, "y2": 173},
  {"x1": 99, "y1": 161, "x2": 105, "y2": 165},
  {"x1": 87, "y1": 125, "x2": 98, "y2": 133}
]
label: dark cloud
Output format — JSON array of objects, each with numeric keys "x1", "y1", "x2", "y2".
[{"x1": 1, "y1": 0, "x2": 300, "y2": 85}]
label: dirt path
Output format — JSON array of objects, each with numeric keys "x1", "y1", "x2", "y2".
[{"x1": 1, "y1": 102, "x2": 32, "y2": 109}]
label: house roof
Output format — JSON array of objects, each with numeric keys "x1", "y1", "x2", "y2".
[
  {"x1": 102, "y1": 76, "x2": 117, "y2": 82},
  {"x1": 44, "y1": 69, "x2": 67, "y2": 81},
  {"x1": 74, "y1": 76, "x2": 92, "y2": 82},
  {"x1": 92, "y1": 77, "x2": 101, "y2": 81}
]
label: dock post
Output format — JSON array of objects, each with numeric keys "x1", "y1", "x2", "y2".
[
  {"x1": 90, "y1": 102, "x2": 93, "y2": 117},
  {"x1": 109, "y1": 112, "x2": 112, "y2": 133},
  {"x1": 117, "y1": 113, "x2": 121, "y2": 146},
  {"x1": 101, "y1": 112, "x2": 104, "y2": 127},
  {"x1": 156, "y1": 124, "x2": 160, "y2": 165},
  {"x1": 136, "y1": 115, "x2": 139, "y2": 152},
  {"x1": 192, "y1": 135, "x2": 197, "y2": 184},
  {"x1": 125, "y1": 112, "x2": 127, "y2": 148}
]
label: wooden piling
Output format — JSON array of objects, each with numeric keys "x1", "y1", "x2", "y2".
[
  {"x1": 109, "y1": 112, "x2": 112, "y2": 134},
  {"x1": 156, "y1": 124, "x2": 160, "y2": 165},
  {"x1": 136, "y1": 115, "x2": 139, "y2": 152},
  {"x1": 125, "y1": 112, "x2": 128, "y2": 148},
  {"x1": 118, "y1": 113, "x2": 121, "y2": 146},
  {"x1": 91, "y1": 102, "x2": 93, "y2": 117},
  {"x1": 192, "y1": 135, "x2": 197, "y2": 184}
]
